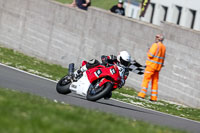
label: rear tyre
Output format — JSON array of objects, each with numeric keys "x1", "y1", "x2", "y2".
[
  {"x1": 86, "y1": 82, "x2": 113, "y2": 101},
  {"x1": 56, "y1": 76, "x2": 72, "y2": 94}
]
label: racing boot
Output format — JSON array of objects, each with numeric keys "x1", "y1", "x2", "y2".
[
  {"x1": 104, "y1": 92, "x2": 112, "y2": 100},
  {"x1": 73, "y1": 65, "x2": 87, "y2": 80}
]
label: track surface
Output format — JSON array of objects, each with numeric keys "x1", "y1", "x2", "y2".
[{"x1": 0, "y1": 63, "x2": 200, "y2": 133}]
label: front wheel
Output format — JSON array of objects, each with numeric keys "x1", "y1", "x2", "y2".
[
  {"x1": 56, "y1": 75, "x2": 72, "y2": 94},
  {"x1": 86, "y1": 82, "x2": 113, "y2": 101}
]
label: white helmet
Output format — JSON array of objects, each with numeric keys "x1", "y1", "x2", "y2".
[{"x1": 117, "y1": 51, "x2": 131, "y2": 67}]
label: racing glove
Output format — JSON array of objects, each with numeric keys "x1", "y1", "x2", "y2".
[
  {"x1": 101, "y1": 55, "x2": 108, "y2": 65},
  {"x1": 108, "y1": 55, "x2": 117, "y2": 60}
]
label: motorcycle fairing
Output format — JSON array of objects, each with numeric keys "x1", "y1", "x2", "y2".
[
  {"x1": 86, "y1": 65, "x2": 121, "y2": 85},
  {"x1": 69, "y1": 72, "x2": 91, "y2": 96}
]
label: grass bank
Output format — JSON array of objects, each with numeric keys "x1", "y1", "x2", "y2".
[
  {"x1": 0, "y1": 46, "x2": 67, "y2": 81},
  {"x1": 0, "y1": 87, "x2": 186, "y2": 133},
  {"x1": 0, "y1": 45, "x2": 200, "y2": 122},
  {"x1": 112, "y1": 88, "x2": 200, "y2": 121}
]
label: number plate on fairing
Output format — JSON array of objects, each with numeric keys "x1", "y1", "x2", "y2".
[
  {"x1": 110, "y1": 68, "x2": 116, "y2": 75},
  {"x1": 94, "y1": 69, "x2": 102, "y2": 78}
]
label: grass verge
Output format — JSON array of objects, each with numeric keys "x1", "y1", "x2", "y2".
[
  {"x1": 0, "y1": 45, "x2": 200, "y2": 122},
  {"x1": 0, "y1": 87, "x2": 186, "y2": 133},
  {"x1": 0, "y1": 46, "x2": 67, "y2": 81},
  {"x1": 112, "y1": 87, "x2": 200, "y2": 121}
]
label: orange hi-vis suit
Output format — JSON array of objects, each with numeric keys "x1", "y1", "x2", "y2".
[{"x1": 138, "y1": 42, "x2": 166, "y2": 101}]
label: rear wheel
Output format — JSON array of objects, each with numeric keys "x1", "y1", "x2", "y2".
[
  {"x1": 56, "y1": 76, "x2": 72, "y2": 94},
  {"x1": 86, "y1": 82, "x2": 113, "y2": 101}
]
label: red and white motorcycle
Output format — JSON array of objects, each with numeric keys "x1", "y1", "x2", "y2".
[{"x1": 56, "y1": 61, "x2": 127, "y2": 101}]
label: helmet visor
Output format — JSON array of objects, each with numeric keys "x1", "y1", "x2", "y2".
[{"x1": 120, "y1": 57, "x2": 130, "y2": 67}]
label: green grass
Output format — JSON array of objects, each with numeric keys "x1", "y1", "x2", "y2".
[
  {"x1": 0, "y1": 87, "x2": 186, "y2": 133},
  {"x1": 91, "y1": 0, "x2": 119, "y2": 10},
  {"x1": 55, "y1": 0, "x2": 73, "y2": 4},
  {"x1": 55, "y1": 0, "x2": 143, "y2": 10},
  {"x1": 0, "y1": 45, "x2": 200, "y2": 122},
  {"x1": 0, "y1": 46, "x2": 67, "y2": 81}
]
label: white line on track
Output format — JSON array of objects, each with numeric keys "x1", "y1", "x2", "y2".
[
  {"x1": 0, "y1": 63, "x2": 57, "y2": 83},
  {"x1": 1, "y1": 62, "x2": 200, "y2": 124}
]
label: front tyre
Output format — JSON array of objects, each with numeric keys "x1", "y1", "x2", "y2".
[
  {"x1": 56, "y1": 76, "x2": 72, "y2": 94},
  {"x1": 86, "y1": 82, "x2": 113, "y2": 101}
]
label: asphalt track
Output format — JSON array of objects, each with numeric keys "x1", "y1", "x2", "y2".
[{"x1": 0, "y1": 63, "x2": 200, "y2": 133}]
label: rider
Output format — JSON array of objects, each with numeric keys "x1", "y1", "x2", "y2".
[{"x1": 101, "y1": 51, "x2": 131, "y2": 88}]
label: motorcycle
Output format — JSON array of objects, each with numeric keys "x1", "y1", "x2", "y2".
[{"x1": 56, "y1": 61, "x2": 127, "y2": 101}]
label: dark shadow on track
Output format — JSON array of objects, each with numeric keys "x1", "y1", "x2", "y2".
[
  {"x1": 68, "y1": 94, "x2": 160, "y2": 116},
  {"x1": 96, "y1": 100, "x2": 159, "y2": 115}
]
